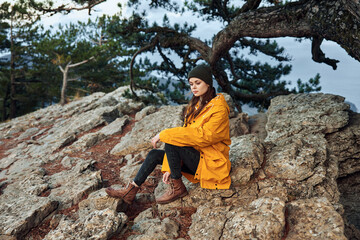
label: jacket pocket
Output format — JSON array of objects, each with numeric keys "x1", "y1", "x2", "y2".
[{"x1": 207, "y1": 157, "x2": 226, "y2": 169}]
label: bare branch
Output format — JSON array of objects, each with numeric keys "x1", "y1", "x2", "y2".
[
  {"x1": 225, "y1": 53, "x2": 241, "y2": 81},
  {"x1": 211, "y1": 2, "x2": 311, "y2": 65},
  {"x1": 156, "y1": 43, "x2": 177, "y2": 72},
  {"x1": 132, "y1": 26, "x2": 211, "y2": 60},
  {"x1": 58, "y1": 65, "x2": 65, "y2": 73},
  {"x1": 90, "y1": 35, "x2": 108, "y2": 46},
  {"x1": 311, "y1": 36, "x2": 339, "y2": 70},
  {"x1": 68, "y1": 56, "x2": 95, "y2": 68}
]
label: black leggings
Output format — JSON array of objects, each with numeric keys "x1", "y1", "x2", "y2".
[{"x1": 133, "y1": 143, "x2": 200, "y2": 186}]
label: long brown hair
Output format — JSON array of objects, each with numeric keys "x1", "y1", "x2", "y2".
[{"x1": 184, "y1": 86, "x2": 217, "y2": 126}]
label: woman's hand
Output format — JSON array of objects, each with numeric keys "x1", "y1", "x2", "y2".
[
  {"x1": 162, "y1": 171, "x2": 170, "y2": 184},
  {"x1": 151, "y1": 133, "x2": 160, "y2": 148}
]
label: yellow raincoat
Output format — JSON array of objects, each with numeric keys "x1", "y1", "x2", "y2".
[{"x1": 159, "y1": 93, "x2": 231, "y2": 189}]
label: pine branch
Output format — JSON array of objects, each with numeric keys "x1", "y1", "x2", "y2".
[
  {"x1": 31, "y1": 0, "x2": 106, "y2": 15},
  {"x1": 129, "y1": 38, "x2": 159, "y2": 97}
]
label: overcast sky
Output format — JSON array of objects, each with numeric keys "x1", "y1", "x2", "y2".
[{"x1": 6, "y1": 0, "x2": 360, "y2": 112}]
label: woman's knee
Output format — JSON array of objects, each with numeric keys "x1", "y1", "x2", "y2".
[
  {"x1": 145, "y1": 149, "x2": 165, "y2": 164},
  {"x1": 164, "y1": 143, "x2": 179, "y2": 151}
]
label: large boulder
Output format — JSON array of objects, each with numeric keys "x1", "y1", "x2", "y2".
[
  {"x1": 265, "y1": 93, "x2": 349, "y2": 143},
  {"x1": 264, "y1": 93, "x2": 350, "y2": 203}
]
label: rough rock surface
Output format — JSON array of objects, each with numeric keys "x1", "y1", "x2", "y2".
[
  {"x1": 229, "y1": 112, "x2": 250, "y2": 137},
  {"x1": 1, "y1": 88, "x2": 359, "y2": 240},
  {"x1": 229, "y1": 134, "x2": 264, "y2": 185},
  {"x1": 264, "y1": 93, "x2": 349, "y2": 204},
  {"x1": 286, "y1": 197, "x2": 346, "y2": 240},
  {"x1": 265, "y1": 93, "x2": 349, "y2": 142},
  {"x1": 327, "y1": 111, "x2": 360, "y2": 177},
  {"x1": 338, "y1": 172, "x2": 360, "y2": 233},
  {"x1": 129, "y1": 208, "x2": 179, "y2": 240},
  {"x1": 0, "y1": 195, "x2": 58, "y2": 238},
  {"x1": 0, "y1": 87, "x2": 136, "y2": 239},
  {"x1": 189, "y1": 197, "x2": 285, "y2": 240},
  {"x1": 44, "y1": 209, "x2": 128, "y2": 240},
  {"x1": 110, "y1": 105, "x2": 185, "y2": 156}
]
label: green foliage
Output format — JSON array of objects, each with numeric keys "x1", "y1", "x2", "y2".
[
  {"x1": 296, "y1": 73, "x2": 321, "y2": 93},
  {"x1": 0, "y1": 6, "x2": 137, "y2": 120},
  {"x1": 0, "y1": 0, "x2": 43, "y2": 120},
  {"x1": 74, "y1": 15, "x2": 137, "y2": 93},
  {"x1": 0, "y1": 22, "x2": 10, "y2": 51},
  {"x1": 34, "y1": 16, "x2": 135, "y2": 102},
  {"x1": 0, "y1": 0, "x2": 324, "y2": 120},
  {"x1": 115, "y1": 0, "x2": 321, "y2": 111}
]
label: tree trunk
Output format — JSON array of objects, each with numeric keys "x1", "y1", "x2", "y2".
[
  {"x1": 2, "y1": 84, "x2": 10, "y2": 121},
  {"x1": 60, "y1": 66, "x2": 68, "y2": 106},
  {"x1": 59, "y1": 57, "x2": 94, "y2": 106},
  {"x1": 211, "y1": 63, "x2": 244, "y2": 112},
  {"x1": 211, "y1": 0, "x2": 360, "y2": 65},
  {"x1": 128, "y1": 0, "x2": 360, "y2": 107},
  {"x1": 9, "y1": 16, "x2": 16, "y2": 119}
]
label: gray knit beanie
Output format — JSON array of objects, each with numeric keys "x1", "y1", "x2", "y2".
[{"x1": 188, "y1": 65, "x2": 213, "y2": 87}]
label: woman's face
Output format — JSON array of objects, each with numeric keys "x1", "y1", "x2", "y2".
[{"x1": 189, "y1": 77, "x2": 209, "y2": 97}]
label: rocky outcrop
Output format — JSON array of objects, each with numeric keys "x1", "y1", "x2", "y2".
[
  {"x1": 264, "y1": 94, "x2": 349, "y2": 204},
  {"x1": 0, "y1": 87, "x2": 138, "y2": 239},
  {"x1": 1, "y1": 88, "x2": 359, "y2": 240}
]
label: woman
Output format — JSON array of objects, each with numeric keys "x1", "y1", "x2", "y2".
[{"x1": 105, "y1": 64, "x2": 232, "y2": 205}]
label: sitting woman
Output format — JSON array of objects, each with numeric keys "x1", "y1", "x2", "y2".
[{"x1": 105, "y1": 64, "x2": 232, "y2": 204}]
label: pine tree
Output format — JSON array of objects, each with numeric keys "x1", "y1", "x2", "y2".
[
  {"x1": 105, "y1": 0, "x2": 325, "y2": 110},
  {"x1": 0, "y1": 1, "x2": 40, "y2": 119}
]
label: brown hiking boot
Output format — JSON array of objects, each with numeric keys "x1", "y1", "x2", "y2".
[
  {"x1": 156, "y1": 178, "x2": 188, "y2": 204},
  {"x1": 105, "y1": 183, "x2": 140, "y2": 204}
]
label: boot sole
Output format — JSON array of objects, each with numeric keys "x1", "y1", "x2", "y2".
[{"x1": 156, "y1": 191, "x2": 188, "y2": 204}]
